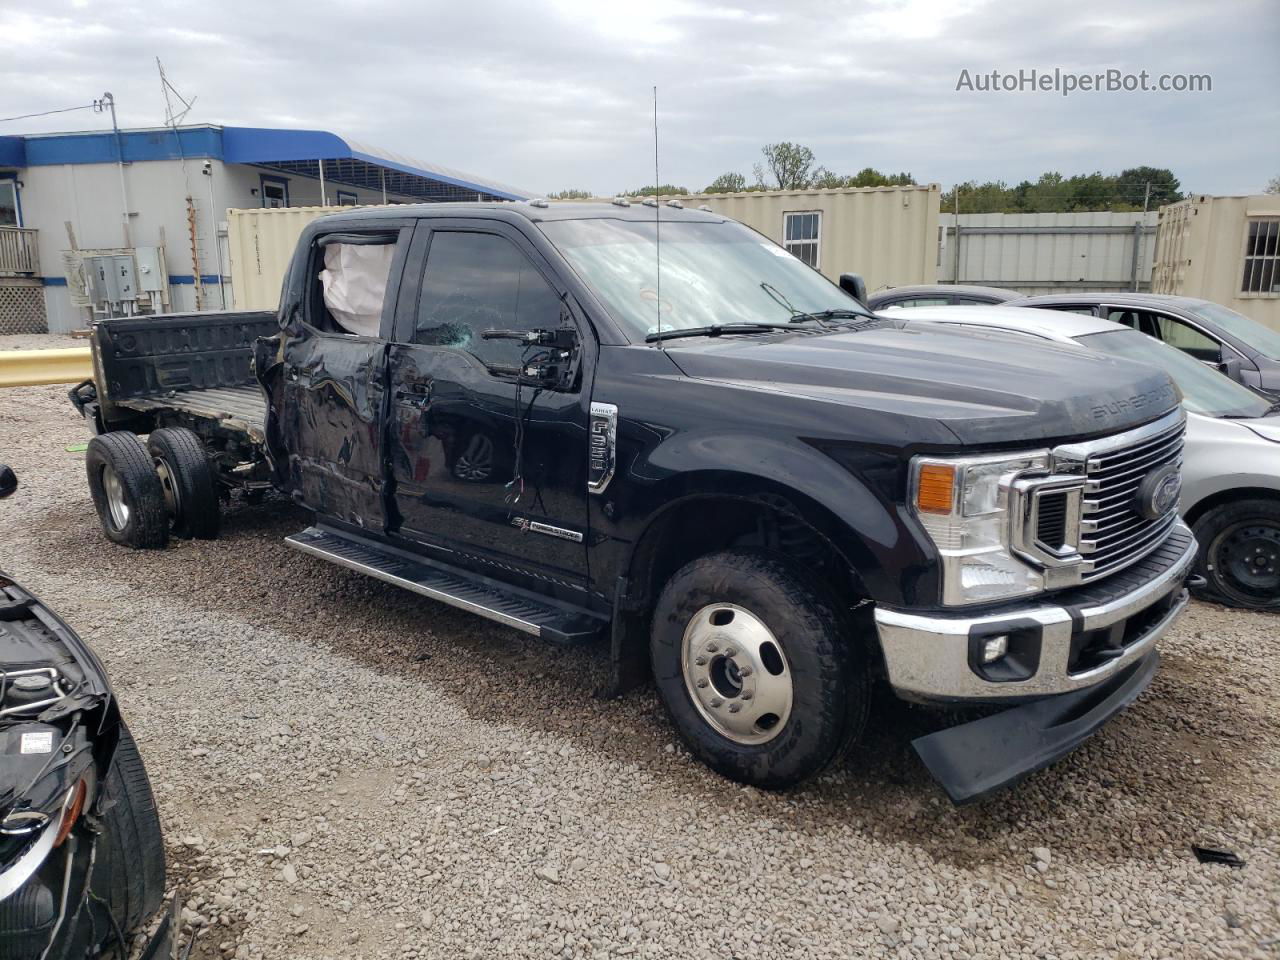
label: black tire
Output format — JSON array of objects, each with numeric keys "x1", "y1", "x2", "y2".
[
  {"x1": 650, "y1": 549, "x2": 868, "y2": 790},
  {"x1": 1192, "y1": 498, "x2": 1280, "y2": 609},
  {"x1": 89, "y1": 722, "x2": 167, "y2": 940},
  {"x1": 147, "y1": 427, "x2": 220, "y2": 539},
  {"x1": 85, "y1": 432, "x2": 169, "y2": 549}
]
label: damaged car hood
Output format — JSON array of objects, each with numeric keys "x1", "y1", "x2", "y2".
[{"x1": 664, "y1": 325, "x2": 1180, "y2": 446}]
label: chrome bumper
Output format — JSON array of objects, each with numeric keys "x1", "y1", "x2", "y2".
[{"x1": 874, "y1": 522, "x2": 1196, "y2": 701}]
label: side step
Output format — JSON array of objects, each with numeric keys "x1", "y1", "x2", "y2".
[{"x1": 284, "y1": 526, "x2": 608, "y2": 644}]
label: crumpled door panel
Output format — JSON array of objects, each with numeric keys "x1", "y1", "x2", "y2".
[{"x1": 260, "y1": 329, "x2": 388, "y2": 529}]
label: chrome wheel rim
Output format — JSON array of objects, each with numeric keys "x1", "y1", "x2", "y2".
[
  {"x1": 102, "y1": 465, "x2": 130, "y2": 530},
  {"x1": 154, "y1": 457, "x2": 180, "y2": 518},
  {"x1": 680, "y1": 603, "x2": 792, "y2": 745}
]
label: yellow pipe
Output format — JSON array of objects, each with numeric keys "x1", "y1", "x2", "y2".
[{"x1": 0, "y1": 348, "x2": 93, "y2": 388}]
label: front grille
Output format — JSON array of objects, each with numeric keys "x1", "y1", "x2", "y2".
[
  {"x1": 1035, "y1": 490, "x2": 1070, "y2": 551},
  {"x1": 1077, "y1": 417, "x2": 1185, "y2": 582}
]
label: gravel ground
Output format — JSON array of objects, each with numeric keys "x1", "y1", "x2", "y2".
[{"x1": 1, "y1": 356, "x2": 1277, "y2": 959}]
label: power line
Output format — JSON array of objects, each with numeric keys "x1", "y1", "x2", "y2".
[{"x1": 0, "y1": 103, "x2": 96, "y2": 124}]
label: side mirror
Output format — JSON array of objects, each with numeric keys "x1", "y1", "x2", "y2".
[
  {"x1": 1217, "y1": 356, "x2": 1243, "y2": 382},
  {"x1": 0, "y1": 465, "x2": 16, "y2": 500},
  {"x1": 839, "y1": 273, "x2": 869, "y2": 308}
]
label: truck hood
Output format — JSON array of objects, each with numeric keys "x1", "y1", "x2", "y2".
[{"x1": 664, "y1": 325, "x2": 1180, "y2": 446}]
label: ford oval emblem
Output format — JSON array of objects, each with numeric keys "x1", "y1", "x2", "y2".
[{"x1": 1134, "y1": 464, "x2": 1182, "y2": 520}]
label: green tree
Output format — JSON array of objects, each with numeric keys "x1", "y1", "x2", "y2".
[
  {"x1": 942, "y1": 179, "x2": 1017, "y2": 213},
  {"x1": 759, "y1": 142, "x2": 816, "y2": 190},
  {"x1": 1066, "y1": 171, "x2": 1119, "y2": 211},
  {"x1": 704, "y1": 172, "x2": 748, "y2": 193},
  {"x1": 808, "y1": 166, "x2": 917, "y2": 190},
  {"x1": 846, "y1": 167, "x2": 915, "y2": 188},
  {"x1": 623, "y1": 184, "x2": 690, "y2": 197},
  {"x1": 943, "y1": 168, "x2": 1181, "y2": 213},
  {"x1": 1115, "y1": 166, "x2": 1182, "y2": 208},
  {"x1": 809, "y1": 166, "x2": 846, "y2": 189},
  {"x1": 547, "y1": 189, "x2": 593, "y2": 200}
]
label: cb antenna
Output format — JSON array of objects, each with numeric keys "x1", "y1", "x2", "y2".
[{"x1": 653, "y1": 85, "x2": 663, "y2": 348}]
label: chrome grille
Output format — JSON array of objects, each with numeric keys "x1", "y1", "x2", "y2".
[
  {"x1": 1075, "y1": 416, "x2": 1185, "y2": 582},
  {"x1": 1035, "y1": 490, "x2": 1070, "y2": 552}
]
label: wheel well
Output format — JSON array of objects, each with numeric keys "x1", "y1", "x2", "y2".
[
  {"x1": 1184, "y1": 487, "x2": 1280, "y2": 528},
  {"x1": 625, "y1": 494, "x2": 867, "y2": 615},
  {"x1": 600, "y1": 492, "x2": 877, "y2": 698}
]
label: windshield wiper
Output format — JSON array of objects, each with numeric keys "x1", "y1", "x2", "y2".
[
  {"x1": 645, "y1": 323, "x2": 789, "y2": 343},
  {"x1": 757, "y1": 282, "x2": 874, "y2": 329},
  {"x1": 787, "y1": 308, "x2": 876, "y2": 326}
]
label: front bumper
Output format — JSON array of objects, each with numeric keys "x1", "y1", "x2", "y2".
[
  {"x1": 913, "y1": 650, "x2": 1159, "y2": 804},
  {"x1": 874, "y1": 522, "x2": 1196, "y2": 701}
]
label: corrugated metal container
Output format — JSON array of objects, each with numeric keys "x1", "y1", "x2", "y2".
[
  {"x1": 677, "y1": 185, "x2": 940, "y2": 290},
  {"x1": 937, "y1": 211, "x2": 1159, "y2": 295},
  {"x1": 228, "y1": 187, "x2": 940, "y2": 310},
  {"x1": 227, "y1": 205, "x2": 358, "y2": 310},
  {"x1": 1152, "y1": 194, "x2": 1280, "y2": 330}
]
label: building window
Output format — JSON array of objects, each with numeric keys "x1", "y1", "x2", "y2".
[
  {"x1": 260, "y1": 175, "x2": 289, "y2": 209},
  {"x1": 336, "y1": 190, "x2": 358, "y2": 206},
  {"x1": 784, "y1": 211, "x2": 821, "y2": 269},
  {"x1": 0, "y1": 178, "x2": 18, "y2": 227},
  {"x1": 1242, "y1": 218, "x2": 1279, "y2": 295}
]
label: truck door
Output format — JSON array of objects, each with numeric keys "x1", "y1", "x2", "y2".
[
  {"x1": 385, "y1": 221, "x2": 591, "y2": 582},
  {"x1": 273, "y1": 223, "x2": 412, "y2": 529}
]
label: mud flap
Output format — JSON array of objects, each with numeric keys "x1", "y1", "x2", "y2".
[{"x1": 912, "y1": 651, "x2": 1159, "y2": 805}]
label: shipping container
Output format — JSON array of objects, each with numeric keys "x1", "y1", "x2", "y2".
[
  {"x1": 677, "y1": 184, "x2": 940, "y2": 291},
  {"x1": 1152, "y1": 194, "x2": 1280, "y2": 330},
  {"x1": 228, "y1": 185, "x2": 941, "y2": 311}
]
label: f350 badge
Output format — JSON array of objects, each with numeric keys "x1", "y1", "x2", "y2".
[{"x1": 587, "y1": 402, "x2": 617, "y2": 494}]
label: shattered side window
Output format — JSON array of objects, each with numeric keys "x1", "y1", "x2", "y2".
[
  {"x1": 413, "y1": 231, "x2": 561, "y2": 368},
  {"x1": 317, "y1": 242, "x2": 396, "y2": 337}
]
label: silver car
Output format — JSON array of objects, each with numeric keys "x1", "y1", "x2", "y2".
[{"x1": 883, "y1": 304, "x2": 1280, "y2": 609}]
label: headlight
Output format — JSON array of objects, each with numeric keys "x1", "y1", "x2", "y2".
[{"x1": 911, "y1": 451, "x2": 1050, "y2": 605}]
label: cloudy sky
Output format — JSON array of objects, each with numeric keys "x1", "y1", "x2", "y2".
[{"x1": 3, "y1": 0, "x2": 1277, "y2": 197}]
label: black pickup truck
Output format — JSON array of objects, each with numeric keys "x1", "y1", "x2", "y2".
[{"x1": 68, "y1": 201, "x2": 1198, "y2": 803}]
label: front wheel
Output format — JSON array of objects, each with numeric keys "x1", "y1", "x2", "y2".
[
  {"x1": 650, "y1": 550, "x2": 867, "y2": 789},
  {"x1": 1193, "y1": 499, "x2": 1280, "y2": 609}
]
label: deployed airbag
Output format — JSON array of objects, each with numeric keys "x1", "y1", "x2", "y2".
[{"x1": 319, "y1": 243, "x2": 395, "y2": 337}]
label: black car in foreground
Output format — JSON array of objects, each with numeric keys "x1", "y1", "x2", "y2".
[
  {"x1": 1006, "y1": 293, "x2": 1280, "y2": 397},
  {"x1": 0, "y1": 465, "x2": 170, "y2": 960}
]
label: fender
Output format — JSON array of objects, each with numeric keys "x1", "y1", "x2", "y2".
[
  {"x1": 1182, "y1": 476, "x2": 1280, "y2": 525},
  {"x1": 600, "y1": 427, "x2": 938, "y2": 608}
]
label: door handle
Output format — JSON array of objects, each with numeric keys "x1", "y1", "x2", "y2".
[{"x1": 395, "y1": 381, "x2": 431, "y2": 405}]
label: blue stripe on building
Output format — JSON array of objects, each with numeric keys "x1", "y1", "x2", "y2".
[{"x1": 41, "y1": 275, "x2": 227, "y2": 286}]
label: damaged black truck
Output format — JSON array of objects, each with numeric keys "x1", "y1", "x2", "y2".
[{"x1": 69, "y1": 202, "x2": 1197, "y2": 803}]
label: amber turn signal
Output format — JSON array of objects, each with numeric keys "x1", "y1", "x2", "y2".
[
  {"x1": 53, "y1": 780, "x2": 87, "y2": 848},
  {"x1": 916, "y1": 463, "x2": 956, "y2": 513}
]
